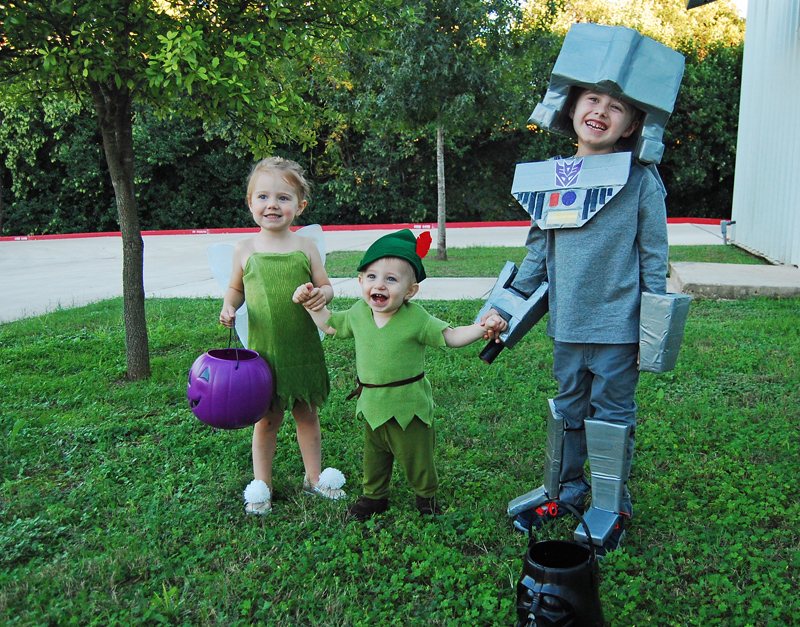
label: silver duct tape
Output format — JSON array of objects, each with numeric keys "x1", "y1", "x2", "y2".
[
  {"x1": 639, "y1": 292, "x2": 692, "y2": 373},
  {"x1": 591, "y1": 477, "x2": 624, "y2": 514},
  {"x1": 507, "y1": 486, "x2": 549, "y2": 517},
  {"x1": 474, "y1": 261, "x2": 548, "y2": 349},
  {"x1": 574, "y1": 508, "x2": 621, "y2": 546},
  {"x1": 506, "y1": 399, "x2": 566, "y2": 516},
  {"x1": 529, "y1": 23, "x2": 685, "y2": 165},
  {"x1": 544, "y1": 399, "x2": 565, "y2": 497},
  {"x1": 585, "y1": 420, "x2": 630, "y2": 513}
]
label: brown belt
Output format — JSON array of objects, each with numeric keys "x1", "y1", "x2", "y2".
[{"x1": 346, "y1": 372, "x2": 425, "y2": 401}]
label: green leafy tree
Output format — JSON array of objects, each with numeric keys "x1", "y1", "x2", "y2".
[
  {"x1": 353, "y1": 0, "x2": 524, "y2": 259},
  {"x1": 1, "y1": 0, "x2": 387, "y2": 380},
  {"x1": 131, "y1": 107, "x2": 253, "y2": 230},
  {"x1": 0, "y1": 98, "x2": 256, "y2": 234},
  {"x1": 662, "y1": 41, "x2": 743, "y2": 219},
  {"x1": 0, "y1": 91, "x2": 116, "y2": 235},
  {"x1": 523, "y1": 0, "x2": 744, "y2": 49}
]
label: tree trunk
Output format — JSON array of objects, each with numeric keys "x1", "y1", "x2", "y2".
[
  {"x1": 90, "y1": 82, "x2": 151, "y2": 381},
  {"x1": 436, "y1": 118, "x2": 447, "y2": 261}
]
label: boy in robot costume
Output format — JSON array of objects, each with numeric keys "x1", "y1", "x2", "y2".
[{"x1": 483, "y1": 23, "x2": 685, "y2": 556}]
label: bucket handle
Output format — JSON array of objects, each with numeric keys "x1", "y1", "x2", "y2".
[
  {"x1": 529, "y1": 500, "x2": 599, "y2": 564},
  {"x1": 227, "y1": 327, "x2": 245, "y2": 370}
]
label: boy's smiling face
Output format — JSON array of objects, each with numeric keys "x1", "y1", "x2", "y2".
[
  {"x1": 359, "y1": 257, "x2": 419, "y2": 320},
  {"x1": 569, "y1": 89, "x2": 640, "y2": 157}
]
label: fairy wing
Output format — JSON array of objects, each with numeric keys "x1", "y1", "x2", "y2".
[
  {"x1": 207, "y1": 243, "x2": 249, "y2": 348},
  {"x1": 297, "y1": 223, "x2": 326, "y2": 266}
]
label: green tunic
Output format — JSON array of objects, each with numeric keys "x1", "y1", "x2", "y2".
[
  {"x1": 327, "y1": 300, "x2": 448, "y2": 430},
  {"x1": 243, "y1": 251, "x2": 330, "y2": 411}
]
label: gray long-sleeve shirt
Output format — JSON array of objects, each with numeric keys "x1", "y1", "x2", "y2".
[{"x1": 511, "y1": 162, "x2": 668, "y2": 344}]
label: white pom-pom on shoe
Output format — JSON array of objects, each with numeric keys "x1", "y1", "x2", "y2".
[
  {"x1": 243, "y1": 479, "x2": 272, "y2": 515},
  {"x1": 303, "y1": 468, "x2": 347, "y2": 501},
  {"x1": 243, "y1": 479, "x2": 271, "y2": 503},
  {"x1": 318, "y1": 467, "x2": 346, "y2": 490}
]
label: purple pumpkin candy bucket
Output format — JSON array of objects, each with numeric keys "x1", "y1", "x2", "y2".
[{"x1": 187, "y1": 346, "x2": 273, "y2": 430}]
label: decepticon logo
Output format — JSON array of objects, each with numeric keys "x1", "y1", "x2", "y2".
[{"x1": 555, "y1": 158, "x2": 583, "y2": 188}]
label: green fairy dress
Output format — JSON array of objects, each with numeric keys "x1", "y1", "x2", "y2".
[{"x1": 243, "y1": 251, "x2": 330, "y2": 411}]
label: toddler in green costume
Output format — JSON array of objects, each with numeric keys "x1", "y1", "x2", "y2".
[{"x1": 293, "y1": 229, "x2": 507, "y2": 519}]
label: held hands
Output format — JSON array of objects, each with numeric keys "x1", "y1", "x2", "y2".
[
  {"x1": 481, "y1": 313, "x2": 508, "y2": 342},
  {"x1": 292, "y1": 282, "x2": 327, "y2": 312}
]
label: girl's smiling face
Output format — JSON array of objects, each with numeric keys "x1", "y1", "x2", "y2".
[
  {"x1": 569, "y1": 89, "x2": 640, "y2": 157},
  {"x1": 248, "y1": 171, "x2": 306, "y2": 232},
  {"x1": 359, "y1": 257, "x2": 419, "y2": 319}
]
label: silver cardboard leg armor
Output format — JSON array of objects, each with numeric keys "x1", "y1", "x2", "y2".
[
  {"x1": 508, "y1": 399, "x2": 565, "y2": 516},
  {"x1": 573, "y1": 419, "x2": 631, "y2": 546}
]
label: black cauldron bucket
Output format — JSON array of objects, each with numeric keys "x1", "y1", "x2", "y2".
[{"x1": 515, "y1": 502, "x2": 604, "y2": 627}]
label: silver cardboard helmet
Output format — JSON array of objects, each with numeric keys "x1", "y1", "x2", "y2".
[{"x1": 530, "y1": 23, "x2": 685, "y2": 164}]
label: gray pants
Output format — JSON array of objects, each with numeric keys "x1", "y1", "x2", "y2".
[{"x1": 552, "y1": 341, "x2": 639, "y2": 516}]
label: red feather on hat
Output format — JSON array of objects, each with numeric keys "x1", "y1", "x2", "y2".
[{"x1": 416, "y1": 231, "x2": 432, "y2": 259}]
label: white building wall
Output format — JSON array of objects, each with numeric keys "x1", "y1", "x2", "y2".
[{"x1": 731, "y1": 0, "x2": 800, "y2": 266}]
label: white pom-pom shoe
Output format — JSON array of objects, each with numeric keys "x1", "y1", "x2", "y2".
[
  {"x1": 243, "y1": 479, "x2": 272, "y2": 515},
  {"x1": 303, "y1": 468, "x2": 347, "y2": 501}
]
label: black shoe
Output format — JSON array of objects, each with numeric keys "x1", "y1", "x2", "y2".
[
  {"x1": 593, "y1": 513, "x2": 628, "y2": 558},
  {"x1": 347, "y1": 497, "x2": 389, "y2": 521},
  {"x1": 415, "y1": 495, "x2": 442, "y2": 516},
  {"x1": 513, "y1": 500, "x2": 583, "y2": 533}
]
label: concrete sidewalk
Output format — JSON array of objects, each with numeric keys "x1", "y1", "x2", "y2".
[
  {"x1": 670, "y1": 262, "x2": 800, "y2": 300},
  {"x1": 1, "y1": 222, "x2": 798, "y2": 324}
]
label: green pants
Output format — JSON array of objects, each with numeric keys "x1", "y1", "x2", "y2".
[{"x1": 362, "y1": 417, "x2": 438, "y2": 500}]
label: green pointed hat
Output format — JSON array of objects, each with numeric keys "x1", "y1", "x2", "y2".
[{"x1": 357, "y1": 229, "x2": 432, "y2": 282}]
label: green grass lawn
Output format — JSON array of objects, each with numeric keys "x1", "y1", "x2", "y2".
[
  {"x1": 1, "y1": 293, "x2": 798, "y2": 626},
  {"x1": 668, "y1": 245, "x2": 768, "y2": 265},
  {"x1": 324, "y1": 244, "x2": 767, "y2": 278}
]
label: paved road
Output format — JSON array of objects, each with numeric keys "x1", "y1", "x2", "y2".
[{"x1": 0, "y1": 222, "x2": 729, "y2": 323}]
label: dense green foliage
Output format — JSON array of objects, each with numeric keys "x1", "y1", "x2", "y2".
[
  {"x1": 1, "y1": 0, "x2": 745, "y2": 236},
  {"x1": 1, "y1": 295, "x2": 798, "y2": 625},
  {"x1": 528, "y1": 0, "x2": 745, "y2": 48},
  {"x1": 1, "y1": 0, "x2": 396, "y2": 379},
  {"x1": 0, "y1": 98, "x2": 254, "y2": 234},
  {"x1": 664, "y1": 42, "x2": 743, "y2": 218},
  {"x1": 0, "y1": 94, "x2": 115, "y2": 235}
]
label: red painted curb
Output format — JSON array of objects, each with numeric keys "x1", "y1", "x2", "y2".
[
  {"x1": 1, "y1": 218, "x2": 721, "y2": 242},
  {"x1": 665, "y1": 218, "x2": 721, "y2": 225}
]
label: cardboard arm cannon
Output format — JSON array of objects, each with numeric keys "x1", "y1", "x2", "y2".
[{"x1": 474, "y1": 261, "x2": 549, "y2": 364}]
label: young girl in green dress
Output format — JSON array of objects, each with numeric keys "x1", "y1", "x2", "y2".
[
  {"x1": 220, "y1": 157, "x2": 345, "y2": 515},
  {"x1": 294, "y1": 229, "x2": 507, "y2": 519}
]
